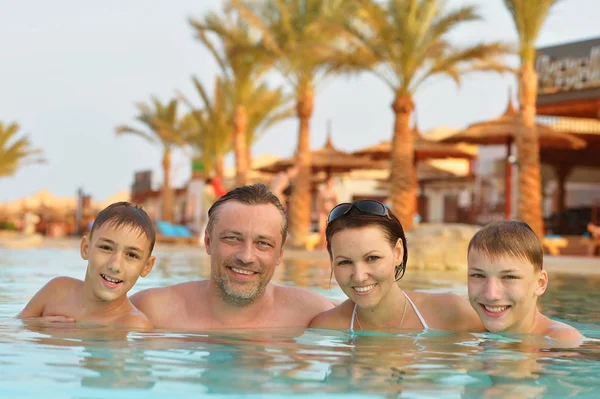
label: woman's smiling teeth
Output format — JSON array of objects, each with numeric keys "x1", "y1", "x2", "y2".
[
  {"x1": 231, "y1": 267, "x2": 255, "y2": 275},
  {"x1": 482, "y1": 304, "x2": 509, "y2": 313},
  {"x1": 354, "y1": 284, "x2": 376, "y2": 293},
  {"x1": 101, "y1": 274, "x2": 123, "y2": 284}
]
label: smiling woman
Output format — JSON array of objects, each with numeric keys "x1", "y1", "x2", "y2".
[{"x1": 310, "y1": 200, "x2": 484, "y2": 333}]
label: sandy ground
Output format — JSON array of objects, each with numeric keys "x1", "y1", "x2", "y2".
[{"x1": 3, "y1": 236, "x2": 596, "y2": 276}]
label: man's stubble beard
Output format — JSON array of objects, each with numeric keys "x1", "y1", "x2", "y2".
[{"x1": 211, "y1": 263, "x2": 269, "y2": 307}]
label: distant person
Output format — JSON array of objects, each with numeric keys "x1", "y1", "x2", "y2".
[
  {"x1": 22, "y1": 209, "x2": 40, "y2": 235},
  {"x1": 200, "y1": 177, "x2": 217, "y2": 245},
  {"x1": 17, "y1": 202, "x2": 156, "y2": 328},
  {"x1": 317, "y1": 177, "x2": 338, "y2": 250},
  {"x1": 131, "y1": 184, "x2": 333, "y2": 329},
  {"x1": 310, "y1": 200, "x2": 484, "y2": 332},
  {"x1": 211, "y1": 176, "x2": 227, "y2": 198},
  {"x1": 270, "y1": 165, "x2": 298, "y2": 210},
  {"x1": 467, "y1": 220, "x2": 583, "y2": 345},
  {"x1": 588, "y1": 222, "x2": 600, "y2": 239}
]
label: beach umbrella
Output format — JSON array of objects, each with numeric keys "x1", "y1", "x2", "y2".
[{"x1": 440, "y1": 95, "x2": 586, "y2": 219}]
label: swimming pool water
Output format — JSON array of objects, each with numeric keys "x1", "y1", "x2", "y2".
[{"x1": 1, "y1": 247, "x2": 599, "y2": 398}]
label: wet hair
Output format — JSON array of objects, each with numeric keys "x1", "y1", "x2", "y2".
[
  {"x1": 89, "y1": 201, "x2": 156, "y2": 254},
  {"x1": 207, "y1": 183, "x2": 288, "y2": 244},
  {"x1": 468, "y1": 220, "x2": 543, "y2": 271},
  {"x1": 325, "y1": 205, "x2": 408, "y2": 281}
]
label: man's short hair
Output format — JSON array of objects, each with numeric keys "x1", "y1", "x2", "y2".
[
  {"x1": 207, "y1": 184, "x2": 288, "y2": 244},
  {"x1": 468, "y1": 220, "x2": 543, "y2": 271},
  {"x1": 90, "y1": 202, "x2": 156, "y2": 254}
]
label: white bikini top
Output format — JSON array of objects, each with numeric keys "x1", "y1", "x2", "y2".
[{"x1": 350, "y1": 291, "x2": 429, "y2": 332}]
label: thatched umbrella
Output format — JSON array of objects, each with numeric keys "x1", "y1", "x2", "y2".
[
  {"x1": 257, "y1": 134, "x2": 386, "y2": 179},
  {"x1": 440, "y1": 95, "x2": 586, "y2": 219},
  {"x1": 537, "y1": 116, "x2": 600, "y2": 224},
  {"x1": 354, "y1": 126, "x2": 477, "y2": 163},
  {"x1": 354, "y1": 124, "x2": 477, "y2": 218}
]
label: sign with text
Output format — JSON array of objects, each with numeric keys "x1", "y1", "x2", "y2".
[{"x1": 536, "y1": 38, "x2": 600, "y2": 96}]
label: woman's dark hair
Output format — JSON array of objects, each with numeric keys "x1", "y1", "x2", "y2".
[{"x1": 325, "y1": 205, "x2": 408, "y2": 281}]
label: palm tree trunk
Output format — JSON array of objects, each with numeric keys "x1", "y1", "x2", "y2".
[
  {"x1": 516, "y1": 64, "x2": 544, "y2": 238},
  {"x1": 289, "y1": 79, "x2": 314, "y2": 248},
  {"x1": 234, "y1": 104, "x2": 249, "y2": 187},
  {"x1": 215, "y1": 154, "x2": 225, "y2": 181},
  {"x1": 246, "y1": 145, "x2": 253, "y2": 177},
  {"x1": 162, "y1": 149, "x2": 174, "y2": 223},
  {"x1": 389, "y1": 94, "x2": 415, "y2": 231}
]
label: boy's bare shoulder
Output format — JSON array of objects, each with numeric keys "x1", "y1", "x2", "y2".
[
  {"x1": 47, "y1": 276, "x2": 82, "y2": 291},
  {"x1": 117, "y1": 306, "x2": 153, "y2": 329},
  {"x1": 309, "y1": 300, "x2": 353, "y2": 329},
  {"x1": 544, "y1": 318, "x2": 583, "y2": 344}
]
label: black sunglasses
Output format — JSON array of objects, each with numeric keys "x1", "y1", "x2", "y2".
[{"x1": 327, "y1": 200, "x2": 390, "y2": 224}]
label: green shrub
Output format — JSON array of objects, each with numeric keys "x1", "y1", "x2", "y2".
[{"x1": 0, "y1": 221, "x2": 17, "y2": 231}]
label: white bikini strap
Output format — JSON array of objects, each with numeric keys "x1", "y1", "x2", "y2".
[
  {"x1": 403, "y1": 291, "x2": 429, "y2": 330},
  {"x1": 350, "y1": 303, "x2": 358, "y2": 332}
]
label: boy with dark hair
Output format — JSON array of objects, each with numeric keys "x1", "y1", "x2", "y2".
[
  {"x1": 17, "y1": 202, "x2": 156, "y2": 328},
  {"x1": 467, "y1": 220, "x2": 582, "y2": 343}
]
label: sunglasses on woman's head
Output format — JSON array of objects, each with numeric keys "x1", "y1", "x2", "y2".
[{"x1": 327, "y1": 200, "x2": 390, "y2": 224}]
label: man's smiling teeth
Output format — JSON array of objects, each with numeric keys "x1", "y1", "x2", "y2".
[
  {"x1": 354, "y1": 284, "x2": 376, "y2": 292},
  {"x1": 101, "y1": 274, "x2": 123, "y2": 283},
  {"x1": 483, "y1": 305, "x2": 509, "y2": 313},
  {"x1": 231, "y1": 267, "x2": 255, "y2": 275}
]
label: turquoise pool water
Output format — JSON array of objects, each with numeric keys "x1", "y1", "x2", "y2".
[{"x1": 1, "y1": 247, "x2": 599, "y2": 398}]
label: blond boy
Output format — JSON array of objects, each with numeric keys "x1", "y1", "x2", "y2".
[{"x1": 467, "y1": 220, "x2": 582, "y2": 344}]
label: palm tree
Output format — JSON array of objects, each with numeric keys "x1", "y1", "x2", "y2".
[
  {"x1": 181, "y1": 74, "x2": 294, "y2": 182},
  {"x1": 115, "y1": 97, "x2": 192, "y2": 222},
  {"x1": 190, "y1": 8, "x2": 272, "y2": 186},
  {"x1": 503, "y1": 0, "x2": 558, "y2": 238},
  {"x1": 0, "y1": 122, "x2": 44, "y2": 178},
  {"x1": 231, "y1": 0, "x2": 353, "y2": 247},
  {"x1": 182, "y1": 76, "x2": 234, "y2": 180},
  {"x1": 243, "y1": 84, "x2": 295, "y2": 171},
  {"x1": 342, "y1": 0, "x2": 511, "y2": 230}
]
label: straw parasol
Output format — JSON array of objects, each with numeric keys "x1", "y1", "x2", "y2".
[
  {"x1": 257, "y1": 133, "x2": 386, "y2": 180},
  {"x1": 353, "y1": 125, "x2": 478, "y2": 162},
  {"x1": 439, "y1": 92, "x2": 586, "y2": 219}
]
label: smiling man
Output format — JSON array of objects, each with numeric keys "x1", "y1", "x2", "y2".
[
  {"x1": 467, "y1": 220, "x2": 583, "y2": 344},
  {"x1": 131, "y1": 184, "x2": 333, "y2": 329}
]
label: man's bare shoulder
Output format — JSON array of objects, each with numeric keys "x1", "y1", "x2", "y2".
[
  {"x1": 130, "y1": 281, "x2": 207, "y2": 325},
  {"x1": 131, "y1": 281, "x2": 206, "y2": 304},
  {"x1": 274, "y1": 285, "x2": 335, "y2": 312},
  {"x1": 309, "y1": 300, "x2": 353, "y2": 329}
]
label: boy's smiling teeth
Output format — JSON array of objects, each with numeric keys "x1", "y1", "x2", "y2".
[
  {"x1": 355, "y1": 284, "x2": 376, "y2": 292},
  {"x1": 101, "y1": 274, "x2": 123, "y2": 283},
  {"x1": 231, "y1": 267, "x2": 255, "y2": 275},
  {"x1": 483, "y1": 304, "x2": 509, "y2": 313}
]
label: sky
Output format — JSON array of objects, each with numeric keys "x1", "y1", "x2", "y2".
[{"x1": 0, "y1": 0, "x2": 598, "y2": 203}]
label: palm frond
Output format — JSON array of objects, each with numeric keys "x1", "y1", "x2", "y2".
[
  {"x1": 0, "y1": 122, "x2": 45, "y2": 178},
  {"x1": 503, "y1": 0, "x2": 560, "y2": 63}
]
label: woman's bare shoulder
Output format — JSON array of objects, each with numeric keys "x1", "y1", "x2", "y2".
[{"x1": 406, "y1": 291, "x2": 483, "y2": 331}]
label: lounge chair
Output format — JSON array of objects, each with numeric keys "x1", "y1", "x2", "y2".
[{"x1": 156, "y1": 221, "x2": 198, "y2": 245}]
